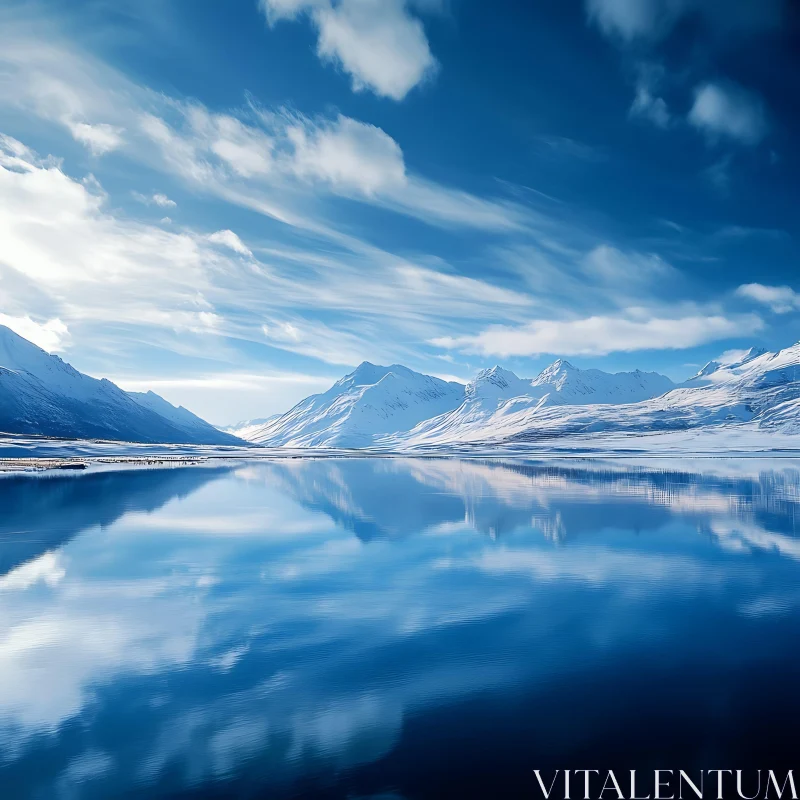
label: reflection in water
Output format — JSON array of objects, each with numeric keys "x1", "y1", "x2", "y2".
[
  {"x1": 0, "y1": 458, "x2": 799, "y2": 799},
  {"x1": 0, "y1": 465, "x2": 232, "y2": 576}
]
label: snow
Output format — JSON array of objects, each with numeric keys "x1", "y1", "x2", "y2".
[
  {"x1": 234, "y1": 346, "x2": 800, "y2": 452},
  {"x1": 0, "y1": 325, "x2": 242, "y2": 445},
  {"x1": 242, "y1": 362, "x2": 465, "y2": 447},
  {"x1": 5, "y1": 323, "x2": 800, "y2": 455}
]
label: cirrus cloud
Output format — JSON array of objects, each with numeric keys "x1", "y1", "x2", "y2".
[
  {"x1": 736, "y1": 283, "x2": 800, "y2": 314},
  {"x1": 431, "y1": 312, "x2": 764, "y2": 358}
]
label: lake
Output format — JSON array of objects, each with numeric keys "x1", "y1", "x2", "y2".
[{"x1": 1, "y1": 457, "x2": 799, "y2": 799}]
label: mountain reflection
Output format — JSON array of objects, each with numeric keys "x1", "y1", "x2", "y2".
[
  {"x1": 0, "y1": 465, "x2": 233, "y2": 577},
  {"x1": 255, "y1": 457, "x2": 800, "y2": 554},
  {"x1": 0, "y1": 457, "x2": 799, "y2": 799}
]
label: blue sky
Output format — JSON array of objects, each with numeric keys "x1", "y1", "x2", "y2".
[{"x1": 0, "y1": 0, "x2": 798, "y2": 424}]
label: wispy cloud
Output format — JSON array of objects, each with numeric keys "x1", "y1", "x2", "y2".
[
  {"x1": 736, "y1": 283, "x2": 800, "y2": 314},
  {"x1": 133, "y1": 191, "x2": 177, "y2": 208},
  {"x1": 208, "y1": 230, "x2": 252, "y2": 257},
  {"x1": 629, "y1": 64, "x2": 671, "y2": 129},
  {"x1": 432, "y1": 311, "x2": 764, "y2": 358},
  {"x1": 586, "y1": 0, "x2": 785, "y2": 43},
  {"x1": 0, "y1": 135, "x2": 534, "y2": 378}
]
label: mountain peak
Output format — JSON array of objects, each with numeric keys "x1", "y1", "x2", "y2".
[
  {"x1": 740, "y1": 346, "x2": 768, "y2": 364},
  {"x1": 536, "y1": 358, "x2": 576, "y2": 379},
  {"x1": 473, "y1": 365, "x2": 521, "y2": 386}
]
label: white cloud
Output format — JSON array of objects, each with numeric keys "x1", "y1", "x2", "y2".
[
  {"x1": 188, "y1": 110, "x2": 274, "y2": 178},
  {"x1": 65, "y1": 121, "x2": 124, "y2": 155},
  {"x1": 0, "y1": 134, "x2": 535, "y2": 409},
  {"x1": 586, "y1": 0, "x2": 683, "y2": 41},
  {"x1": 0, "y1": 36, "x2": 128, "y2": 156},
  {"x1": 583, "y1": 244, "x2": 677, "y2": 289},
  {"x1": 736, "y1": 283, "x2": 800, "y2": 314},
  {"x1": 114, "y1": 371, "x2": 336, "y2": 421},
  {"x1": 0, "y1": 314, "x2": 71, "y2": 352},
  {"x1": 259, "y1": 0, "x2": 437, "y2": 101},
  {"x1": 208, "y1": 230, "x2": 252, "y2": 256},
  {"x1": 432, "y1": 311, "x2": 764, "y2": 357},
  {"x1": 0, "y1": 30, "x2": 538, "y2": 235},
  {"x1": 0, "y1": 137, "x2": 227, "y2": 336},
  {"x1": 288, "y1": 114, "x2": 406, "y2": 195},
  {"x1": 133, "y1": 191, "x2": 177, "y2": 208},
  {"x1": 688, "y1": 82, "x2": 768, "y2": 145}
]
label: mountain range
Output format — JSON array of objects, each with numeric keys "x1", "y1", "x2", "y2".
[
  {"x1": 0, "y1": 325, "x2": 241, "y2": 445},
  {"x1": 4, "y1": 321, "x2": 800, "y2": 450},
  {"x1": 235, "y1": 345, "x2": 800, "y2": 449}
]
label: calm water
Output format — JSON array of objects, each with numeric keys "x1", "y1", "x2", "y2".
[{"x1": 1, "y1": 457, "x2": 799, "y2": 799}]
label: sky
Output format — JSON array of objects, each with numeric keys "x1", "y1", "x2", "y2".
[{"x1": 0, "y1": 0, "x2": 798, "y2": 425}]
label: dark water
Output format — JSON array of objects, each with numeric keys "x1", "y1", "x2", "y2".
[{"x1": 1, "y1": 457, "x2": 799, "y2": 799}]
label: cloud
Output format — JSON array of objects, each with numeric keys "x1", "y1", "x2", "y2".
[
  {"x1": 208, "y1": 229, "x2": 252, "y2": 256},
  {"x1": 0, "y1": 134, "x2": 536, "y2": 397},
  {"x1": 0, "y1": 28, "x2": 538, "y2": 236},
  {"x1": 431, "y1": 311, "x2": 764, "y2": 357},
  {"x1": 534, "y1": 135, "x2": 606, "y2": 162},
  {"x1": 0, "y1": 35, "x2": 128, "y2": 156},
  {"x1": 688, "y1": 82, "x2": 768, "y2": 145},
  {"x1": 288, "y1": 114, "x2": 406, "y2": 195},
  {"x1": 114, "y1": 371, "x2": 336, "y2": 420},
  {"x1": 259, "y1": 0, "x2": 437, "y2": 100},
  {"x1": 0, "y1": 314, "x2": 71, "y2": 352},
  {"x1": 586, "y1": 0, "x2": 785, "y2": 43},
  {"x1": 703, "y1": 154, "x2": 732, "y2": 194},
  {"x1": 65, "y1": 121, "x2": 124, "y2": 155},
  {"x1": 736, "y1": 283, "x2": 800, "y2": 314},
  {"x1": 583, "y1": 244, "x2": 677, "y2": 290},
  {"x1": 133, "y1": 191, "x2": 177, "y2": 208},
  {"x1": 586, "y1": 0, "x2": 684, "y2": 42},
  {"x1": 629, "y1": 65, "x2": 671, "y2": 129}
]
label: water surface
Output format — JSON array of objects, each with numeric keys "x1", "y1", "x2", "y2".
[{"x1": 1, "y1": 457, "x2": 799, "y2": 799}]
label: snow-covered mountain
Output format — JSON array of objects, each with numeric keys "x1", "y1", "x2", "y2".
[
  {"x1": 0, "y1": 325, "x2": 242, "y2": 445},
  {"x1": 531, "y1": 359, "x2": 675, "y2": 403},
  {"x1": 241, "y1": 362, "x2": 466, "y2": 447},
  {"x1": 222, "y1": 415, "x2": 280, "y2": 439},
  {"x1": 393, "y1": 361, "x2": 675, "y2": 446},
  {"x1": 397, "y1": 343, "x2": 800, "y2": 447},
  {"x1": 238, "y1": 359, "x2": 674, "y2": 448}
]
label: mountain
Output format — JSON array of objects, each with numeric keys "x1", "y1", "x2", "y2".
[
  {"x1": 681, "y1": 347, "x2": 769, "y2": 388},
  {"x1": 530, "y1": 359, "x2": 675, "y2": 404},
  {"x1": 240, "y1": 362, "x2": 465, "y2": 447},
  {"x1": 394, "y1": 361, "x2": 675, "y2": 447},
  {"x1": 238, "y1": 360, "x2": 674, "y2": 448},
  {"x1": 222, "y1": 415, "x2": 281, "y2": 439},
  {"x1": 0, "y1": 325, "x2": 242, "y2": 445},
  {"x1": 399, "y1": 343, "x2": 800, "y2": 447},
  {"x1": 125, "y1": 390, "x2": 238, "y2": 444}
]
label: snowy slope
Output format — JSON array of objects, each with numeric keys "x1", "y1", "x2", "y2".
[
  {"x1": 126, "y1": 390, "x2": 238, "y2": 443},
  {"x1": 223, "y1": 415, "x2": 280, "y2": 439},
  {"x1": 390, "y1": 361, "x2": 675, "y2": 447},
  {"x1": 531, "y1": 359, "x2": 674, "y2": 404},
  {"x1": 240, "y1": 360, "x2": 674, "y2": 448},
  {"x1": 0, "y1": 326, "x2": 242, "y2": 445},
  {"x1": 395, "y1": 344, "x2": 800, "y2": 448},
  {"x1": 241, "y1": 362, "x2": 465, "y2": 447}
]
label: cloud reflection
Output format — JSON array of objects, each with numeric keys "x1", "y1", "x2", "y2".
[{"x1": 0, "y1": 457, "x2": 799, "y2": 797}]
